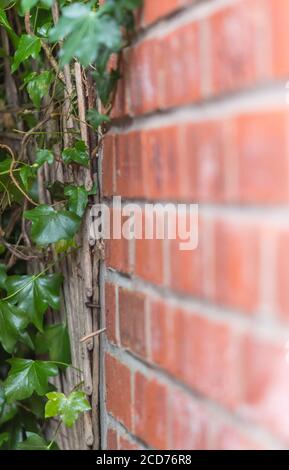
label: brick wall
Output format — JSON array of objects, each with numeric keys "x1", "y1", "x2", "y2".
[{"x1": 99, "y1": 0, "x2": 289, "y2": 450}]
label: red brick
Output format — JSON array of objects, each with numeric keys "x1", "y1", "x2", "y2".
[
  {"x1": 173, "y1": 309, "x2": 242, "y2": 408},
  {"x1": 151, "y1": 305, "x2": 242, "y2": 408},
  {"x1": 105, "y1": 238, "x2": 131, "y2": 274},
  {"x1": 276, "y1": 230, "x2": 289, "y2": 319},
  {"x1": 270, "y1": 0, "x2": 289, "y2": 77},
  {"x1": 105, "y1": 283, "x2": 117, "y2": 344},
  {"x1": 106, "y1": 122, "x2": 227, "y2": 202},
  {"x1": 105, "y1": 207, "x2": 131, "y2": 274},
  {"x1": 119, "y1": 435, "x2": 140, "y2": 450},
  {"x1": 115, "y1": 132, "x2": 144, "y2": 198},
  {"x1": 177, "y1": 120, "x2": 227, "y2": 202},
  {"x1": 142, "y1": 0, "x2": 190, "y2": 26},
  {"x1": 150, "y1": 300, "x2": 176, "y2": 372},
  {"x1": 209, "y1": 0, "x2": 270, "y2": 94},
  {"x1": 121, "y1": 22, "x2": 200, "y2": 116},
  {"x1": 169, "y1": 214, "x2": 203, "y2": 296},
  {"x1": 170, "y1": 389, "x2": 209, "y2": 450},
  {"x1": 214, "y1": 220, "x2": 260, "y2": 313},
  {"x1": 124, "y1": 43, "x2": 154, "y2": 116},
  {"x1": 212, "y1": 424, "x2": 263, "y2": 450},
  {"x1": 236, "y1": 111, "x2": 289, "y2": 203},
  {"x1": 105, "y1": 354, "x2": 132, "y2": 430},
  {"x1": 135, "y1": 40, "x2": 158, "y2": 115},
  {"x1": 142, "y1": 127, "x2": 181, "y2": 200},
  {"x1": 119, "y1": 288, "x2": 147, "y2": 357},
  {"x1": 194, "y1": 121, "x2": 226, "y2": 202},
  {"x1": 135, "y1": 210, "x2": 164, "y2": 285},
  {"x1": 159, "y1": 23, "x2": 200, "y2": 109},
  {"x1": 107, "y1": 428, "x2": 118, "y2": 450},
  {"x1": 242, "y1": 335, "x2": 289, "y2": 442},
  {"x1": 134, "y1": 373, "x2": 168, "y2": 449}
]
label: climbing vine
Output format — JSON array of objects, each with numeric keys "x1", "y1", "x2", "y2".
[{"x1": 0, "y1": 0, "x2": 141, "y2": 450}]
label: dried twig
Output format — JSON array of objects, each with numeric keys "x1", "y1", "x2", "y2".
[{"x1": 79, "y1": 329, "x2": 106, "y2": 343}]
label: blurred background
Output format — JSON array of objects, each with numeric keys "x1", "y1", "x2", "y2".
[{"x1": 102, "y1": 0, "x2": 289, "y2": 450}]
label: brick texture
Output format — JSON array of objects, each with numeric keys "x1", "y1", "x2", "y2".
[{"x1": 101, "y1": 0, "x2": 289, "y2": 451}]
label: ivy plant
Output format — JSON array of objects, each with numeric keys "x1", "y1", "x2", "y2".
[{"x1": 0, "y1": 0, "x2": 141, "y2": 450}]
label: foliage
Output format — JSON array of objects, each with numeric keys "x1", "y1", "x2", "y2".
[
  {"x1": 24, "y1": 205, "x2": 81, "y2": 245},
  {"x1": 62, "y1": 140, "x2": 89, "y2": 167},
  {"x1": 0, "y1": 0, "x2": 141, "y2": 450},
  {"x1": 45, "y1": 391, "x2": 91, "y2": 427}
]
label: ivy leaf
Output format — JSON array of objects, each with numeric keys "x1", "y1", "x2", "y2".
[
  {"x1": 0, "y1": 264, "x2": 7, "y2": 289},
  {"x1": 19, "y1": 166, "x2": 36, "y2": 191},
  {"x1": 54, "y1": 238, "x2": 77, "y2": 254},
  {"x1": 0, "y1": 432, "x2": 9, "y2": 448},
  {"x1": 0, "y1": 8, "x2": 12, "y2": 31},
  {"x1": 16, "y1": 432, "x2": 49, "y2": 450},
  {"x1": 0, "y1": 383, "x2": 17, "y2": 426},
  {"x1": 24, "y1": 71, "x2": 53, "y2": 108},
  {"x1": 21, "y1": 0, "x2": 38, "y2": 11},
  {"x1": 49, "y1": 3, "x2": 122, "y2": 67},
  {"x1": 19, "y1": 149, "x2": 54, "y2": 191},
  {"x1": 12, "y1": 35, "x2": 41, "y2": 73},
  {"x1": 24, "y1": 205, "x2": 81, "y2": 246},
  {"x1": 21, "y1": 0, "x2": 54, "y2": 12},
  {"x1": 119, "y1": 0, "x2": 142, "y2": 8},
  {"x1": 35, "y1": 323, "x2": 71, "y2": 364},
  {"x1": 36, "y1": 149, "x2": 54, "y2": 167},
  {"x1": 64, "y1": 185, "x2": 90, "y2": 217},
  {"x1": 6, "y1": 273, "x2": 63, "y2": 331},
  {"x1": 93, "y1": 68, "x2": 120, "y2": 107},
  {"x1": 45, "y1": 391, "x2": 91, "y2": 427},
  {"x1": 0, "y1": 8, "x2": 18, "y2": 47},
  {"x1": 62, "y1": 140, "x2": 89, "y2": 168},
  {"x1": 4, "y1": 359, "x2": 59, "y2": 402},
  {"x1": 86, "y1": 109, "x2": 110, "y2": 129},
  {"x1": 0, "y1": 300, "x2": 33, "y2": 354}
]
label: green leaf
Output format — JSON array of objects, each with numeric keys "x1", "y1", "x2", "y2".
[
  {"x1": 0, "y1": 432, "x2": 9, "y2": 448},
  {"x1": 120, "y1": 0, "x2": 142, "y2": 8},
  {"x1": 12, "y1": 35, "x2": 41, "y2": 73},
  {"x1": 94, "y1": 68, "x2": 120, "y2": 107},
  {"x1": 86, "y1": 109, "x2": 110, "y2": 129},
  {"x1": 24, "y1": 71, "x2": 53, "y2": 108},
  {"x1": 0, "y1": 8, "x2": 18, "y2": 47},
  {"x1": 24, "y1": 205, "x2": 81, "y2": 246},
  {"x1": 0, "y1": 264, "x2": 7, "y2": 290},
  {"x1": 21, "y1": 0, "x2": 54, "y2": 12},
  {"x1": 0, "y1": 384, "x2": 17, "y2": 426},
  {"x1": 35, "y1": 323, "x2": 71, "y2": 364},
  {"x1": 6, "y1": 273, "x2": 63, "y2": 331},
  {"x1": 45, "y1": 391, "x2": 91, "y2": 427},
  {"x1": 0, "y1": 8, "x2": 12, "y2": 31},
  {"x1": 19, "y1": 166, "x2": 36, "y2": 191},
  {"x1": 21, "y1": 0, "x2": 39, "y2": 11},
  {"x1": 0, "y1": 300, "x2": 33, "y2": 354},
  {"x1": 37, "y1": 22, "x2": 53, "y2": 38},
  {"x1": 62, "y1": 140, "x2": 89, "y2": 168},
  {"x1": 36, "y1": 149, "x2": 54, "y2": 166},
  {"x1": 64, "y1": 185, "x2": 90, "y2": 217},
  {"x1": 16, "y1": 432, "x2": 49, "y2": 450},
  {"x1": 4, "y1": 359, "x2": 59, "y2": 402},
  {"x1": 49, "y1": 3, "x2": 122, "y2": 67},
  {"x1": 54, "y1": 238, "x2": 77, "y2": 254}
]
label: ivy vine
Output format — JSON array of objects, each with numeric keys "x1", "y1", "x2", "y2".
[{"x1": 0, "y1": 0, "x2": 141, "y2": 450}]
